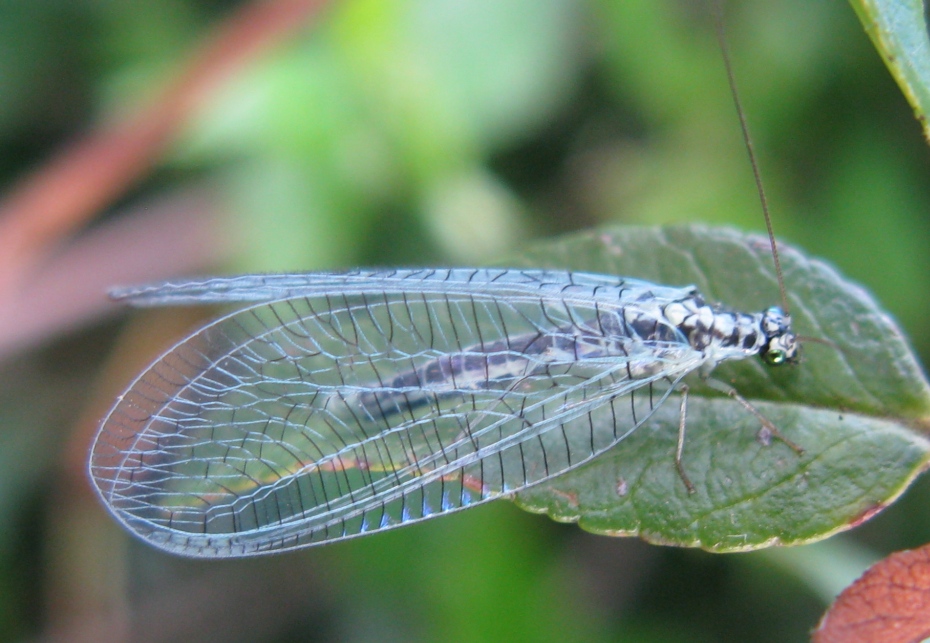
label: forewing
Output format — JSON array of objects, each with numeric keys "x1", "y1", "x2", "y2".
[
  {"x1": 110, "y1": 268, "x2": 694, "y2": 307},
  {"x1": 91, "y1": 284, "x2": 695, "y2": 557}
]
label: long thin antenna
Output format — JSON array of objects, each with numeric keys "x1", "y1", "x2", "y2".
[{"x1": 711, "y1": 2, "x2": 790, "y2": 315}]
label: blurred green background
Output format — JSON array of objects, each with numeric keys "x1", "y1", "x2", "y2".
[{"x1": 2, "y1": 0, "x2": 930, "y2": 641}]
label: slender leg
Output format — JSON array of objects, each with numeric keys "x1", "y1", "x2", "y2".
[
  {"x1": 675, "y1": 385, "x2": 696, "y2": 494},
  {"x1": 705, "y1": 378, "x2": 804, "y2": 455}
]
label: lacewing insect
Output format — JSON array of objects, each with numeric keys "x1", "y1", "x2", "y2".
[{"x1": 88, "y1": 10, "x2": 805, "y2": 558}]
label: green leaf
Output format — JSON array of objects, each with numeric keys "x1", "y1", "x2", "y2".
[
  {"x1": 849, "y1": 0, "x2": 930, "y2": 139},
  {"x1": 507, "y1": 225, "x2": 930, "y2": 552}
]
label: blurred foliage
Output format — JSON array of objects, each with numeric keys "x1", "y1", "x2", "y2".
[{"x1": 2, "y1": 0, "x2": 930, "y2": 641}]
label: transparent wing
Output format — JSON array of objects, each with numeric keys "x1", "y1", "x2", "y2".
[
  {"x1": 91, "y1": 281, "x2": 701, "y2": 557},
  {"x1": 110, "y1": 268, "x2": 696, "y2": 307}
]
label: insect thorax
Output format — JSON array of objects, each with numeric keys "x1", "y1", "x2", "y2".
[{"x1": 617, "y1": 292, "x2": 798, "y2": 373}]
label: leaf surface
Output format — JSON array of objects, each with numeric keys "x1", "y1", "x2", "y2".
[
  {"x1": 849, "y1": 0, "x2": 930, "y2": 140},
  {"x1": 508, "y1": 225, "x2": 930, "y2": 551}
]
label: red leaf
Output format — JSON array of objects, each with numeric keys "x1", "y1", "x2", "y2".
[{"x1": 814, "y1": 545, "x2": 930, "y2": 643}]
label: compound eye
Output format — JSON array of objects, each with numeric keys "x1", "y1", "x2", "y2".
[{"x1": 763, "y1": 348, "x2": 787, "y2": 366}]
